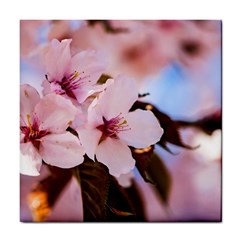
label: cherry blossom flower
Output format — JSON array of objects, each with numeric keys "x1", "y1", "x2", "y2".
[
  {"x1": 42, "y1": 39, "x2": 107, "y2": 104},
  {"x1": 76, "y1": 75, "x2": 164, "y2": 177},
  {"x1": 20, "y1": 84, "x2": 85, "y2": 176}
]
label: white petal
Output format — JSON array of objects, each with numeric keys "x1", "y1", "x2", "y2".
[
  {"x1": 87, "y1": 98, "x2": 104, "y2": 127},
  {"x1": 87, "y1": 78, "x2": 114, "y2": 96},
  {"x1": 69, "y1": 49, "x2": 106, "y2": 85},
  {"x1": 72, "y1": 78, "x2": 114, "y2": 104},
  {"x1": 41, "y1": 79, "x2": 51, "y2": 96},
  {"x1": 45, "y1": 39, "x2": 72, "y2": 81},
  {"x1": 20, "y1": 84, "x2": 40, "y2": 124},
  {"x1": 96, "y1": 138, "x2": 135, "y2": 177},
  {"x1": 71, "y1": 107, "x2": 87, "y2": 129},
  {"x1": 76, "y1": 127, "x2": 102, "y2": 160},
  {"x1": 116, "y1": 171, "x2": 134, "y2": 188},
  {"x1": 72, "y1": 87, "x2": 92, "y2": 104},
  {"x1": 118, "y1": 109, "x2": 164, "y2": 148},
  {"x1": 20, "y1": 142, "x2": 42, "y2": 176},
  {"x1": 40, "y1": 132, "x2": 85, "y2": 168},
  {"x1": 97, "y1": 75, "x2": 138, "y2": 120},
  {"x1": 35, "y1": 94, "x2": 77, "y2": 133}
]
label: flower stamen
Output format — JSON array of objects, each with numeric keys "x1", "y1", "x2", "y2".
[
  {"x1": 51, "y1": 71, "x2": 92, "y2": 98},
  {"x1": 21, "y1": 114, "x2": 49, "y2": 148},
  {"x1": 69, "y1": 71, "x2": 79, "y2": 81},
  {"x1": 27, "y1": 114, "x2": 33, "y2": 134},
  {"x1": 97, "y1": 113, "x2": 131, "y2": 139}
]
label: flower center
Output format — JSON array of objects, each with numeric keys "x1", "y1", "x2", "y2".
[
  {"x1": 20, "y1": 114, "x2": 49, "y2": 149},
  {"x1": 48, "y1": 71, "x2": 91, "y2": 99},
  {"x1": 97, "y1": 113, "x2": 131, "y2": 139}
]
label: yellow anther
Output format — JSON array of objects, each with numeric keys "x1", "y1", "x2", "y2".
[
  {"x1": 26, "y1": 114, "x2": 33, "y2": 134},
  {"x1": 120, "y1": 120, "x2": 127, "y2": 126},
  {"x1": 69, "y1": 71, "x2": 79, "y2": 81}
]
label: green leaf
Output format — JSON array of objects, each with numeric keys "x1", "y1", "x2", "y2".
[
  {"x1": 132, "y1": 147, "x2": 172, "y2": 204},
  {"x1": 107, "y1": 205, "x2": 134, "y2": 217},
  {"x1": 106, "y1": 176, "x2": 137, "y2": 221},
  {"x1": 76, "y1": 156, "x2": 146, "y2": 221},
  {"x1": 131, "y1": 146, "x2": 155, "y2": 184},
  {"x1": 75, "y1": 157, "x2": 110, "y2": 221},
  {"x1": 125, "y1": 180, "x2": 146, "y2": 221},
  {"x1": 147, "y1": 154, "x2": 172, "y2": 204}
]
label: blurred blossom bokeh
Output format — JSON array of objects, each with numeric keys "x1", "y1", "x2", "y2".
[{"x1": 20, "y1": 20, "x2": 221, "y2": 222}]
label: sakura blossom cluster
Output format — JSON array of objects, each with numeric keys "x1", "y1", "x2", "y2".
[{"x1": 20, "y1": 39, "x2": 164, "y2": 177}]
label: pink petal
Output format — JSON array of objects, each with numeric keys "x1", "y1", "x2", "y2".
[
  {"x1": 20, "y1": 142, "x2": 42, "y2": 176},
  {"x1": 68, "y1": 49, "x2": 106, "y2": 85},
  {"x1": 76, "y1": 127, "x2": 102, "y2": 160},
  {"x1": 41, "y1": 79, "x2": 51, "y2": 96},
  {"x1": 118, "y1": 109, "x2": 164, "y2": 148},
  {"x1": 116, "y1": 171, "x2": 134, "y2": 187},
  {"x1": 20, "y1": 84, "x2": 40, "y2": 125},
  {"x1": 72, "y1": 78, "x2": 113, "y2": 104},
  {"x1": 20, "y1": 132, "x2": 25, "y2": 143},
  {"x1": 95, "y1": 138, "x2": 135, "y2": 177},
  {"x1": 72, "y1": 87, "x2": 92, "y2": 104},
  {"x1": 97, "y1": 75, "x2": 138, "y2": 120},
  {"x1": 71, "y1": 107, "x2": 87, "y2": 129},
  {"x1": 40, "y1": 132, "x2": 85, "y2": 168},
  {"x1": 35, "y1": 94, "x2": 77, "y2": 133},
  {"x1": 45, "y1": 39, "x2": 72, "y2": 81},
  {"x1": 87, "y1": 98, "x2": 104, "y2": 127},
  {"x1": 87, "y1": 78, "x2": 114, "y2": 96}
]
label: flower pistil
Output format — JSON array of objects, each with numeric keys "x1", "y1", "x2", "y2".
[{"x1": 20, "y1": 114, "x2": 49, "y2": 149}]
